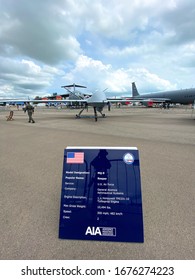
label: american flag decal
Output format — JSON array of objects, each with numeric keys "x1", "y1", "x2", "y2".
[{"x1": 66, "y1": 152, "x2": 84, "y2": 164}]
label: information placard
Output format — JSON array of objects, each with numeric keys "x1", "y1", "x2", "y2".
[{"x1": 59, "y1": 147, "x2": 144, "y2": 242}]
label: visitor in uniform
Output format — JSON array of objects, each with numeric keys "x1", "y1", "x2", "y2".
[{"x1": 24, "y1": 102, "x2": 35, "y2": 123}]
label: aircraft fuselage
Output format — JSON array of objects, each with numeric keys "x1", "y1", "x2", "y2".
[{"x1": 139, "y1": 88, "x2": 195, "y2": 104}]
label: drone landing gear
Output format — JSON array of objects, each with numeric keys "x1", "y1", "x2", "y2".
[
  {"x1": 94, "y1": 107, "x2": 98, "y2": 122},
  {"x1": 94, "y1": 107, "x2": 106, "y2": 121},
  {"x1": 76, "y1": 107, "x2": 85, "y2": 118},
  {"x1": 76, "y1": 106, "x2": 106, "y2": 121},
  {"x1": 99, "y1": 112, "x2": 105, "y2": 118}
]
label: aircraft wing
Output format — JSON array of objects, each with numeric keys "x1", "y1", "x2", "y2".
[
  {"x1": 1, "y1": 94, "x2": 169, "y2": 106},
  {"x1": 0, "y1": 98, "x2": 88, "y2": 104},
  {"x1": 142, "y1": 98, "x2": 171, "y2": 103},
  {"x1": 111, "y1": 97, "x2": 170, "y2": 103},
  {"x1": 107, "y1": 98, "x2": 147, "y2": 103},
  {"x1": 3, "y1": 98, "x2": 152, "y2": 103}
]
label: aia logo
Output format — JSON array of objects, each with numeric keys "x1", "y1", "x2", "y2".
[
  {"x1": 85, "y1": 226, "x2": 116, "y2": 237},
  {"x1": 85, "y1": 226, "x2": 102, "y2": 236}
]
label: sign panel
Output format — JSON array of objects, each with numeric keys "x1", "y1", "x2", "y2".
[{"x1": 59, "y1": 147, "x2": 144, "y2": 242}]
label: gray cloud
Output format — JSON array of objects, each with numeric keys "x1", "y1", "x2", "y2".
[
  {"x1": 0, "y1": 0, "x2": 81, "y2": 64},
  {"x1": 0, "y1": 57, "x2": 60, "y2": 97},
  {"x1": 0, "y1": 0, "x2": 194, "y2": 98},
  {"x1": 160, "y1": 0, "x2": 195, "y2": 45}
]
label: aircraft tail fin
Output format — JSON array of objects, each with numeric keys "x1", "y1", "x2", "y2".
[
  {"x1": 132, "y1": 82, "x2": 140, "y2": 97},
  {"x1": 61, "y1": 84, "x2": 87, "y2": 89}
]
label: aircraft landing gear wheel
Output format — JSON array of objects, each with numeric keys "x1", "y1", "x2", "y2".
[
  {"x1": 76, "y1": 114, "x2": 80, "y2": 118},
  {"x1": 94, "y1": 107, "x2": 98, "y2": 122}
]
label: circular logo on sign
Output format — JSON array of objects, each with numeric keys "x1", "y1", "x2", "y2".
[{"x1": 123, "y1": 153, "x2": 134, "y2": 164}]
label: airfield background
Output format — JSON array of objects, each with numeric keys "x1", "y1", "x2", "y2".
[{"x1": 0, "y1": 106, "x2": 194, "y2": 260}]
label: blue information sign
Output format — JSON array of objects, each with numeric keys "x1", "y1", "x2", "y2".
[{"x1": 59, "y1": 147, "x2": 144, "y2": 242}]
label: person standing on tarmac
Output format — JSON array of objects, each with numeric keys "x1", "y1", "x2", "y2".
[{"x1": 24, "y1": 102, "x2": 35, "y2": 123}]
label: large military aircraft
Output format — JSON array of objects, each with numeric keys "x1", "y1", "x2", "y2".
[
  {"x1": 0, "y1": 88, "x2": 137, "y2": 121},
  {"x1": 132, "y1": 82, "x2": 195, "y2": 105}
]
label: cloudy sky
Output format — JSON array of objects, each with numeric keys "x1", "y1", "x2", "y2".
[{"x1": 0, "y1": 0, "x2": 195, "y2": 98}]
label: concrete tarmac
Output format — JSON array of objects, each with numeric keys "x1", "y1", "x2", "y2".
[{"x1": 0, "y1": 106, "x2": 194, "y2": 260}]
